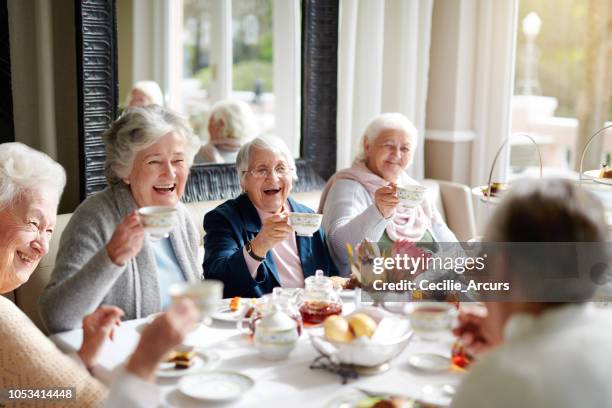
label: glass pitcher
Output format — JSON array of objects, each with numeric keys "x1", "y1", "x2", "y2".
[{"x1": 297, "y1": 270, "x2": 343, "y2": 325}]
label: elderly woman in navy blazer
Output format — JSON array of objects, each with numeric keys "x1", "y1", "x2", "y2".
[{"x1": 203, "y1": 136, "x2": 338, "y2": 297}]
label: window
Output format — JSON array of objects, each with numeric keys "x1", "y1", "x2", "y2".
[
  {"x1": 509, "y1": 0, "x2": 611, "y2": 179},
  {"x1": 181, "y1": 0, "x2": 301, "y2": 158}
]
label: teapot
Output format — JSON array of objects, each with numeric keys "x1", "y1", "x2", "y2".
[
  {"x1": 253, "y1": 304, "x2": 299, "y2": 360},
  {"x1": 297, "y1": 270, "x2": 343, "y2": 325}
]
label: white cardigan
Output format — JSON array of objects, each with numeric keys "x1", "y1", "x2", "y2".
[
  {"x1": 452, "y1": 304, "x2": 612, "y2": 408},
  {"x1": 321, "y1": 179, "x2": 457, "y2": 276}
]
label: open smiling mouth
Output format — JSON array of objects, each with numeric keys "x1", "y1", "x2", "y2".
[
  {"x1": 263, "y1": 187, "x2": 281, "y2": 196},
  {"x1": 153, "y1": 184, "x2": 176, "y2": 193},
  {"x1": 17, "y1": 251, "x2": 37, "y2": 265}
]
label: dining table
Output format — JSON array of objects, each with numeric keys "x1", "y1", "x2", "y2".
[{"x1": 50, "y1": 299, "x2": 465, "y2": 407}]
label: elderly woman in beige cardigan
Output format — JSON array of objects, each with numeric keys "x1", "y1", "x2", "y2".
[{"x1": 0, "y1": 142, "x2": 199, "y2": 407}]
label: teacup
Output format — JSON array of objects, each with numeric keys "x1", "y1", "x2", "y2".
[
  {"x1": 288, "y1": 213, "x2": 323, "y2": 237},
  {"x1": 138, "y1": 206, "x2": 178, "y2": 240},
  {"x1": 169, "y1": 280, "x2": 224, "y2": 320},
  {"x1": 404, "y1": 302, "x2": 457, "y2": 340},
  {"x1": 396, "y1": 185, "x2": 427, "y2": 207}
]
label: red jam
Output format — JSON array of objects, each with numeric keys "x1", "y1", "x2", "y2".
[{"x1": 299, "y1": 301, "x2": 342, "y2": 325}]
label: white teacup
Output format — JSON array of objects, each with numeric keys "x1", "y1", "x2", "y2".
[
  {"x1": 138, "y1": 206, "x2": 178, "y2": 241},
  {"x1": 404, "y1": 302, "x2": 458, "y2": 341},
  {"x1": 288, "y1": 212, "x2": 323, "y2": 237},
  {"x1": 397, "y1": 185, "x2": 427, "y2": 207},
  {"x1": 169, "y1": 280, "x2": 224, "y2": 320}
]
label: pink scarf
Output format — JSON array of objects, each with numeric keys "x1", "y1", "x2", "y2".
[{"x1": 319, "y1": 160, "x2": 437, "y2": 241}]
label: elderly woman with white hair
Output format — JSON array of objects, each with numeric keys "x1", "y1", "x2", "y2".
[
  {"x1": 203, "y1": 136, "x2": 338, "y2": 298},
  {"x1": 40, "y1": 105, "x2": 202, "y2": 332},
  {"x1": 0, "y1": 142, "x2": 199, "y2": 407},
  {"x1": 195, "y1": 99, "x2": 258, "y2": 164},
  {"x1": 125, "y1": 80, "x2": 164, "y2": 108},
  {"x1": 320, "y1": 112, "x2": 457, "y2": 276}
]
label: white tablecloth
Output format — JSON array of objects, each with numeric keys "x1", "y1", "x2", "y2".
[{"x1": 50, "y1": 302, "x2": 464, "y2": 407}]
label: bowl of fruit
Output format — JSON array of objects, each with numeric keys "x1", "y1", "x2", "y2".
[{"x1": 310, "y1": 307, "x2": 413, "y2": 370}]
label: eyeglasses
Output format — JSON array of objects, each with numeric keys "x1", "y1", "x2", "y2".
[
  {"x1": 244, "y1": 165, "x2": 294, "y2": 179},
  {"x1": 378, "y1": 142, "x2": 411, "y2": 154}
]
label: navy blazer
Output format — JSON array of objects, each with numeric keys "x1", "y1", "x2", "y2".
[{"x1": 203, "y1": 194, "x2": 339, "y2": 298}]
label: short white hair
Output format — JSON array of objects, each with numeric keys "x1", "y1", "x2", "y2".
[
  {"x1": 103, "y1": 105, "x2": 200, "y2": 184},
  {"x1": 209, "y1": 99, "x2": 258, "y2": 141},
  {"x1": 127, "y1": 80, "x2": 164, "y2": 106},
  {"x1": 0, "y1": 142, "x2": 66, "y2": 210},
  {"x1": 357, "y1": 112, "x2": 418, "y2": 161},
  {"x1": 236, "y1": 136, "x2": 297, "y2": 185}
]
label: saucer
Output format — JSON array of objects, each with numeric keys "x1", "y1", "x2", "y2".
[
  {"x1": 178, "y1": 371, "x2": 254, "y2": 401},
  {"x1": 157, "y1": 349, "x2": 221, "y2": 378},
  {"x1": 584, "y1": 170, "x2": 612, "y2": 186},
  {"x1": 408, "y1": 353, "x2": 451, "y2": 372}
]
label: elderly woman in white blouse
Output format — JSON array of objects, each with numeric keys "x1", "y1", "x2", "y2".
[
  {"x1": 0, "y1": 142, "x2": 199, "y2": 408},
  {"x1": 320, "y1": 113, "x2": 457, "y2": 275}
]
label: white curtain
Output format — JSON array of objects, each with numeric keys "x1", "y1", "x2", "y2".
[{"x1": 337, "y1": 0, "x2": 434, "y2": 180}]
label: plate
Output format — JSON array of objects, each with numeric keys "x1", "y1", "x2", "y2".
[
  {"x1": 326, "y1": 389, "x2": 418, "y2": 408},
  {"x1": 178, "y1": 371, "x2": 254, "y2": 401},
  {"x1": 212, "y1": 298, "x2": 251, "y2": 322},
  {"x1": 157, "y1": 349, "x2": 221, "y2": 378},
  {"x1": 584, "y1": 170, "x2": 612, "y2": 186},
  {"x1": 408, "y1": 353, "x2": 451, "y2": 373},
  {"x1": 471, "y1": 186, "x2": 503, "y2": 204}
]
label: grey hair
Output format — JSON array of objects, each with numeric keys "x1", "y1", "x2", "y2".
[
  {"x1": 236, "y1": 136, "x2": 297, "y2": 187},
  {"x1": 356, "y1": 112, "x2": 418, "y2": 161},
  {"x1": 126, "y1": 80, "x2": 164, "y2": 107},
  {"x1": 485, "y1": 178, "x2": 607, "y2": 302},
  {"x1": 103, "y1": 105, "x2": 201, "y2": 184},
  {"x1": 0, "y1": 142, "x2": 66, "y2": 210},
  {"x1": 209, "y1": 99, "x2": 258, "y2": 141}
]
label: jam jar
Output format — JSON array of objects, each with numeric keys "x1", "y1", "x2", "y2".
[{"x1": 298, "y1": 270, "x2": 342, "y2": 325}]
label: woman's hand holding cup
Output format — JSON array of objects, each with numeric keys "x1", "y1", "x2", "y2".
[
  {"x1": 106, "y1": 211, "x2": 145, "y2": 266},
  {"x1": 250, "y1": 213, "x2": 293, "y2": 258},
  {"x1": 374, "y1": 183, "x2": 400, "y2": 219}
]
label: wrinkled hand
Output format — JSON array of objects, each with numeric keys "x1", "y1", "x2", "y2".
[
  {"x1": 106, "y1": 211, "x2": 145, "y2": 266},
  {"x1": 452, "y1": 308, "x2": 501, "y2": 357},
  {"x1": 126, "y1": 298, "x2": 200, "y2": 382},
  {"x1": 374, "y1": 184, "x2": 400, "y2": 219},
  {"x1": 78, "y1": 305, "x2": 124, "y2": 369},
  {"x1": 250, "y1": 213, "x2": 293, "y2": 258}
]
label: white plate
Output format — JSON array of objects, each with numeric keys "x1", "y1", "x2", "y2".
[
  {"x1": 584, "y1": 170, "x2": 612, "y2": 185},
  {"x1": 178, "y1": 371, "x2": 254, "y2": 401},
  {"x1": 157, "y1": 349, "x2": 221, "y2": 378},
  {"x1": 211, "y1": 298, "x2": 249, "y2": 322},
  {"x1": 408, "y1": 353, "x2": 451, "y2": 373}
]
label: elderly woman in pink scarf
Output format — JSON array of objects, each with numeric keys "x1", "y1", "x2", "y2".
[
  {"x1": 195, "y1": 99, "x2": 258, "y2": 164},
  {"x1": 320, "y1": 113, "x2": 457, "y2": 276}
]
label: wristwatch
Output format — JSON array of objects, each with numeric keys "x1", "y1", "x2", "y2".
[{"x1": 245, "y1": 241, "x2": 265, "y2": 262}]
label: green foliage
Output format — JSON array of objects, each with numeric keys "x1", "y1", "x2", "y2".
[
  {"x1": 516, "y1": 0, "x2": 588, "y2": 117},
  {"x1": 194, "y1": 59, "x2": 273, "y2": 92}
]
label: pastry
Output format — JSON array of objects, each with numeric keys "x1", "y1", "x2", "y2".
[
  {"x1": 165, "y1": 349, "x2": 195, "y2": 370},
  {"x1": 229, "y1": 296, "x2": 242, "y2": 312},
  {"x1": 599, "y1": 164, "x2": 612, "y2": 178}
]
